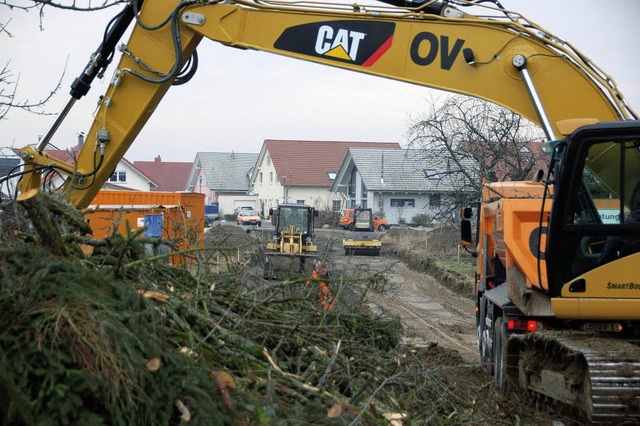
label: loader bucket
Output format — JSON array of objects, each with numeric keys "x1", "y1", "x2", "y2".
[
  {"x1": 264, "y1": 252, "x2": 318, "y2": 280},
  {"x1": 342, "y1": 232, "x2": 382, "y2": 256},
  {"x1": 344, "y1": 246, "x2": 381, "y2": 256}
]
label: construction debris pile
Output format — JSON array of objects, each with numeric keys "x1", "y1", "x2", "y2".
[{"x1": 0, "y1": 197, "x2": 541, "y2": 425}]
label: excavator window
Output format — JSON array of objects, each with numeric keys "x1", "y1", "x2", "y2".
[{"x1": 556, "y1": 136, "x2": 640, "y2": 282}]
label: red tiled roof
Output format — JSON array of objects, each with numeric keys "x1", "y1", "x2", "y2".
[
  {"x1": 134, "y1": 156, "x2": 193, "y2": 192},
  {"x1": 46, "y1": 148, "x2": 77, "y2": 165},
  {"x1": 265, "y1": 140, "x2": 400, "y2": 187},
  {"x1": 42, "y1": 149, "x2": 165, "y2": 188},
  {"x1": 103, "y1": 182, "x2": 139, "y2": 191},
  {"x1": 40, "y1": 149, "x2": 76, "y2": 183}
]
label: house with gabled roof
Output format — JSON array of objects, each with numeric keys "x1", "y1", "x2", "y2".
[
  {"x1": 134, "y1": 156, "x2": 193, "y2": 192},
  {"x1": 185, "y1": 152, "x2": 259, "y2": 216},
  {"x1": 331, "y1": 148, "x2": 475, "y2": 224},
  {"x1": 44, "y1": 148, "x2": 157, "y2": 192},
  {"x1": 250, "y1": 140, "x2": 401, "y2": 216}
]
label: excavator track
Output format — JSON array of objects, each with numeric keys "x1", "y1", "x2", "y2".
[{"x1": 508, "y1": 331, "x2": 640, "y2": 423}]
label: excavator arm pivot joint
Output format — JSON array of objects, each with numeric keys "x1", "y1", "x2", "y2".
[{"x1": 182, "y1": 12, "x2": 205, "y2": 26}]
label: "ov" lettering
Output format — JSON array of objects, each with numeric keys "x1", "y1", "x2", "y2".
[{"x1": 410, "y1": 32, "x2": 465, "y2": 70}]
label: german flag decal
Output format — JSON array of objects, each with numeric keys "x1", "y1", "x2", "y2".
[{"x1": 274, "y1": 21, "x2": 395, "y2": 67}]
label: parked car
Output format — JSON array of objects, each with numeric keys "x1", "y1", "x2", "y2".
[
  {"x1": 234, "y1": 206, "x2": 255, "y2": 213},
  {"x1": 237, "y1": 210, "x2": 262, "y2": 227},
  {"x1": 339, "y1": 208, "x2": 389, "y2": 231}
]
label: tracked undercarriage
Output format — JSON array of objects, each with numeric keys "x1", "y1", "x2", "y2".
[{"x1": 506, "y1": 331, "x2": 640, "y2": 423}]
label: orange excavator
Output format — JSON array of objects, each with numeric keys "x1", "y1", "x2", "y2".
[{"x1": 10, "y1": 0, "x2": 639, "y2": 421}]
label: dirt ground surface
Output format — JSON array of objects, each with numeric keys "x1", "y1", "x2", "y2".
[
  {"x1": 316, "y1": 226, "x2": 587, "y2": 425},
  {"x1": 321, "y1": 228, "x2": 478, "y2": 363}
]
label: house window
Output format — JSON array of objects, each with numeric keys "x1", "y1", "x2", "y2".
[
  {"x1": 109, "y1": 171, "x2": 127, "y2": 183},
  {"x1": 429, "y1": 193, "x2": 441, "y2": 208},
  {"x1": 266, "y1": 155, "x2": 271, "y2": 166},
  {"x1": 348, "y1": 169, "x2": 357, "y2": 198},
  {"x1": 423, "y1": 168, "x2": 440, "y2": 180},
  {"x1": 269, "y1": 172, "x2": 273, "y2": 183},
  {"x1": 296, "y1": 199, "x2": 305, "y2": 205},
  {"x1": 390, "y1": 198, "x2": 415, "y2": 208},
  {"x1": 332, "y1": 200, "x2": 341, "y2": 211},
  {"x1": 259, "y1": 172, "x2": 263, "y2": 184}
]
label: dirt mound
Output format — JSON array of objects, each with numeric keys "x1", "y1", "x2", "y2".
[
  {"x1": 204, "y1": 223, "x2": 255, "y2": 247},
  {"x1": 383, "y1": 226, "x2": 475, "y2": 298},
  {"x1": 386, "y1": 225, "x2": 460, "y2": 254}
]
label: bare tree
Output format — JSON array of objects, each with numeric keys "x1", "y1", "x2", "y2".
[
  {"x1": 406, "y1": 94, "x2": 547, "y2": 221},
  {"x1": 0, "y1": 59, "x2": 65, "y2": 121},
  {"x1": 0, "y1": 0, "x2": 126, "y2": 121},
  {"x1": 0, "y1": 0, "x2": 124, "y2": 13}
]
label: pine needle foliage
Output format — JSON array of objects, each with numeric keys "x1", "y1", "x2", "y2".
[
  {"x1": 0, "y1": 195, "x2": 546, "y2": 425},
  {"x1": 0, "y1": 245, "x2": 224, "y2": 425}
]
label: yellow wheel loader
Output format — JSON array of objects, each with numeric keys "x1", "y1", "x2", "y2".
[
  {"x1": 342, "y1": 208, "x2": 382, "y2": 256},
  {"x1": 264, "y1": 204, "x2": 319, "y2": 279}
]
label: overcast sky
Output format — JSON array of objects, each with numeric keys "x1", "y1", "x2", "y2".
[{"x1": 2, "y1": 0, "x2": 638, "y2": 162}]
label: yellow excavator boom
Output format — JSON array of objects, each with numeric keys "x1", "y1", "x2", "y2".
[{"x1": 17, "y1": 0, "x2": 636, "y2": 208}]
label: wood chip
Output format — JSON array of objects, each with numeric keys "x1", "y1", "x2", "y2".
[
  {"x1": 175, "y1": 399, "x2": 191, "y2": 422},
  {"x1": 142, "y1": 291, "x2": 169, "y2": 303},
  {"x1": 327, "y1": 403, "x2": 343, "y2": 418},
  {"x1": 146, "y1": 357, "x2": 161, "y2": 372}
]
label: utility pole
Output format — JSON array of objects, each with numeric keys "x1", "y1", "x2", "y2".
[{"x1": 282, "y1": 176, "x2": 287, "y2": 203}]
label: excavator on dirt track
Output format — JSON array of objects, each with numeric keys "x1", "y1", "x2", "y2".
[{"x1": 12, "y1": 0, "x2": 640, "y2": 421}]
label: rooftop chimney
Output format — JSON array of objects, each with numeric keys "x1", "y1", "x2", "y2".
[{"x1": 154, "y1": 155, "x2": 161, "y2": 163}]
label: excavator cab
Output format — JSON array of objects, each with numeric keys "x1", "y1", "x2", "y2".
[{"x1": 546, "y1": 122, "x2": 640, "y2": 308}]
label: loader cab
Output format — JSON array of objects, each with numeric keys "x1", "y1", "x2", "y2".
[
  {"x1": 352, "y1": 208, "x2": 375, "y2": 232},
  {"x1": 546, "y1": 121, "x2": 640, "y2": 297},
  {"x1": 270, "y1": 204, "x2": 317, "y2": 244}
]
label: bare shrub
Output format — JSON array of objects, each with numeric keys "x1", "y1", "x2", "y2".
[{"x1": 316, "y1": 210, "x2": 339, "y2": 227}]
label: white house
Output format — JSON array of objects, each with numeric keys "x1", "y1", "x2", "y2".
[
  {"x1": 331, "y1": 148, "x2": 475, "y2": 224},
  {"x1": 185, "y1": 152, "x2": 259, "y2": 217},
  {"x1": 45, "y1": 148, "x2": 157, "y2": 192},
  {"x1": 250, "y1": 139, "x2": 400, "y2": 216}
]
